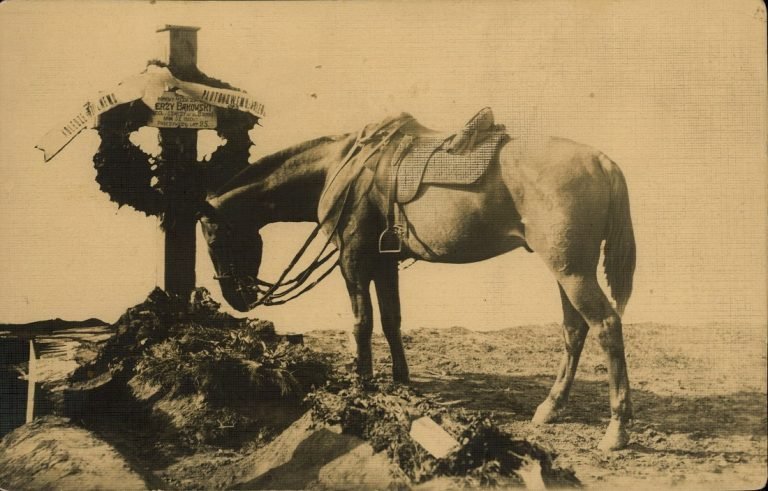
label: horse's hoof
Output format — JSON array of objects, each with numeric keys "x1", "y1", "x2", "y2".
[
  {"x1": 354, "y1": 358, "x2": 374, "y2": 380},
  {"x1": 531, "y1": 399, "x2": 561, "y2": 425},
  {"x1": 357, "y1": 371, "x2": 374, "y2": 381},
  {"x1": 354, "y1": 366, "x2": 374, "y2": 382},
  {"x1": 598, "y1": 419, "x2": 630, "y2": 451},
  {"x1": 393, "y1": 371, "x2": 410, "y2": 384}
]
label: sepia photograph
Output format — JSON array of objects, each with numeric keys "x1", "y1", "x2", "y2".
[{"x1": 1, "y1": 0, "x2": 766, "y2": 489}]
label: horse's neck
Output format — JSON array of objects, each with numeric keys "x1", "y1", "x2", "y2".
[{"x1": 214, "y1": 135, "x2": 354, "y2": 224}]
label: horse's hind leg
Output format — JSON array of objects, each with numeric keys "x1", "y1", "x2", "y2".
[
  {"x1": 557, "y1": 273, "x2": 632, "y2": 451},
  {"x1": 532, "y1": 284, "x2": 589, "y2": 424},
  {"x1": 373, "y1": 258, "x2": 409, "y2": 383}
]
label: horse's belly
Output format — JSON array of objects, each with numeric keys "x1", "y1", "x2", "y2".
[{"x1": 401, "y1": 184, "x2": 525, "y2": 263}]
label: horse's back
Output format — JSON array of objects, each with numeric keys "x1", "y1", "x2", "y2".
[
  {"x1": 393, "y1": 134, "x2": 622, "y2": 265},
  {"x1": 503, "y1": 135, "x2": 608, "y2": 182},
  {"x1": 501, "y1": 135, "x2": 613, "y2": 207}
]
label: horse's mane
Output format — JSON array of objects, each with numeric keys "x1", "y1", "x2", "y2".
[{"x1": 212, "y1": 135, "x2": 342, "y2": 197}]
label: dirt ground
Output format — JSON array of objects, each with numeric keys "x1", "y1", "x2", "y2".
[
  {"x1": 3, "y1": 319, "x2": 765, "y2": 490},
  {"x1": 305, "y1": 322, "x2": 767, "y2": 490},
  {"x1": 0, "y1": 416, "x2": 147, "y2": 490}
]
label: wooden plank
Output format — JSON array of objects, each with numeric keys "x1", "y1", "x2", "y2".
[
  {"x1": 160, "y1": 128, "x2": 198, "y2": 298},
  {"x1": 157, "y1": 25, "x2": 200, "y2": 299},
  {"x1": 156, "y1": 25, "x2": 200, "y2": 68},
  {"x1": 25, "y1": 340, "x2": 36, "y2": 423}
]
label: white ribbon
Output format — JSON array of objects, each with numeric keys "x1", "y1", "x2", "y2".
[{"x1": 36, "y1": 65, "x2": 265, "y2": 162}]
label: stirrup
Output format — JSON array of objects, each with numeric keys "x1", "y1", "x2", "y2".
[{"x1": 378, "y1": 227, "x2": 403, "y2": 253}]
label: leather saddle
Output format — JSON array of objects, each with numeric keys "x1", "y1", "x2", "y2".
[
  {"x1": 368, "y1": 107, "x2": 507, "y2": 202},
  {"x1": 368, "y1": 107, "x2": 509, "y2": 252}
]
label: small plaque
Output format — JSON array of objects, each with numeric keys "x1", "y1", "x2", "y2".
[
  {"x1": 148, "y1": 91, "x2": 217, "y2": 129},
  {"x1": 409, "y1": 416, "x2": 460, "y2": 459}
]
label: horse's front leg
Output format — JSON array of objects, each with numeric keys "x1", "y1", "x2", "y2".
[
  {"x1": 373, "y1": 258, "x2": 409, "y2": 383},
  {"x1": 340, "y1": 257, "x2": 375, "y2": 379}
]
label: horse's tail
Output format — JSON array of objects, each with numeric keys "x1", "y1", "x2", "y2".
[{"x1": 600, "y1": 155, "x2": 636, "y2": 316}]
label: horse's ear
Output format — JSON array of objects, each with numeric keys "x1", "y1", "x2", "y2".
[{"x1": 196, "y1": 201, "x2": 219, "y2": 221}]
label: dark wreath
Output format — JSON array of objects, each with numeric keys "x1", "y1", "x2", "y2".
[{"x1": 92, "y1": 62, "x2": 260, "y2": 224}]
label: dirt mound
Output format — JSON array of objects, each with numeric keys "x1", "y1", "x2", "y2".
[
  {"x1": 308, "y1": 373, "x2": 580, "y2": 488},
  {"x1": 196, "y1": 413, "x2": 404, "y2": 490},
  {"x1": 0, "y1": 416, "x2": 148, "y2": 491},
  {"x1": 67, "y1": 288, "x2": 334, "y2": 450}
]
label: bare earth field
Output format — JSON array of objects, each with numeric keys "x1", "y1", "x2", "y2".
[
  {"x1": 306, "y1": 322, "x2": 767, "y2": 490},
  {"x1": 2, "y1": 320, "x2": 765, "y2": 490}
]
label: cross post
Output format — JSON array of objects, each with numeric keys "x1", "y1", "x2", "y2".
[{"x1": 156, "y1": 25, "x2": 201, "y2": 299}]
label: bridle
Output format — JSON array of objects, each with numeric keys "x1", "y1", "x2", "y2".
[
  {"x1": 203, "y1": 197, "x2": 342, "y2": 308},
  {"x1": 203, "y1": 117, "x2": 413, "y2": 310}
]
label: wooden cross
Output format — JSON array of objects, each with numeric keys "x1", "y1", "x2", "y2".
[{"x1": 156, "y1": 25, "x2": 202, "y2": 299}]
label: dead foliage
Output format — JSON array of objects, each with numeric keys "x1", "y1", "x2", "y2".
[
  {"x1": 69, "y1": 287, "x2": 334, "y2": 448},
  {"x1": 307, "y1": 372, "x2": 580, "y2": 488}
]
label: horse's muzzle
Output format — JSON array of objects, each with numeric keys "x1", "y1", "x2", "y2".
[{"x1": 217, "y1": 276, "x2": 259, "y2": 312}]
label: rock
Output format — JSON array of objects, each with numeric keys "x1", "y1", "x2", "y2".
[{"x1": 0, "y1": 416, "x2": 147, "y2": 490}]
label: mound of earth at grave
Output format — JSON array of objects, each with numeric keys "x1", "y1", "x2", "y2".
[
  {"x1": 164, "y1": 375, "x2": 579, "y2": 490},
  {"x1": 304, "y1": 374, "x2": 580, "y2": 489},
  {"x1": 66, "y1": 287, "x2": 334, "y2": 450},
  {"x1": 0, "y1": 416, "x2": 148, "y2": 491},
  {"x1": 6, "y1": 287, "x2": 579, "y2": 489}
]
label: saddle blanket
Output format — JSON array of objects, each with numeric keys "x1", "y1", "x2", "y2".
[{"x1": 395, "y1": 130, "x2": 508, "y2": 203}]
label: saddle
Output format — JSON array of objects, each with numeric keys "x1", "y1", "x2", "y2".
[
  {"x1": 316, "y1": 107, "x2": 508, "y2": 253},
  {"x1": 373, "y1": 108, "x2": 508, "y2": 252}
]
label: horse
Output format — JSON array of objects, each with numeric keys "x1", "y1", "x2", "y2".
[{"x1": 198, "y1": 114, "x2": 637, "y2": 451}]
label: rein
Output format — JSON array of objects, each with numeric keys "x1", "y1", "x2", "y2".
[{"x1": 224, "y1": 117, "x2": 412, "y2": 309}]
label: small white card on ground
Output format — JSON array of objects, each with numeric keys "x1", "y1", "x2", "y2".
[{"x1": 409, "y1": 416, "x2": 460, "y2": 459}]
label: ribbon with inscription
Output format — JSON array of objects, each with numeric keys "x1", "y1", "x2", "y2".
[{"x1": 36, "y1": 65, "x2": 266, "y2": 161}]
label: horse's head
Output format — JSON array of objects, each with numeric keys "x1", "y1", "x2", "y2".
[{"x1": 198, "y1": 203, "x2": 263, "y2": 312}]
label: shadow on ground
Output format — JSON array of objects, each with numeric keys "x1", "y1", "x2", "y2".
[{"x1": 411, "y1": 372, "x2": 767, "y2": 439}]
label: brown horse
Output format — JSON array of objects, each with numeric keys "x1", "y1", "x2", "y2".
[{"x1": 199, "y1": 116, "x2": 636, "y2": 451}]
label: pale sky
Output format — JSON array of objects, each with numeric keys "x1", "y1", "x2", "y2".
[{"x1": 1, "y1": 0, "x2": 766, "y2": 333}]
